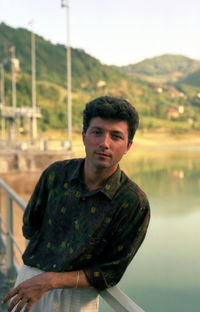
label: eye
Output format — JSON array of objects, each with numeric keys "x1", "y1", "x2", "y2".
[
  {"x1": 91, "y1": 130, "x2": 102, "y2": 135},
  {"x1": 112, "y1": 134, "x2": 123, "y2": 140}
]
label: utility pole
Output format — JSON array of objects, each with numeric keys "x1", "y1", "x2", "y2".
[
  {"x1": 29, "y1": 21, "x2": 37, "y2": 144},
  {"x1": 9, "y1": 46, "x2": 17, "y2": 144},
  {"x1": 0, "y1": 63, "x2": 5, "y2": 139},
  {"x1": 61, "y1": 0, "x2": 72, "y2": 150},
  {"x1": 10, "y1": 46, "x2": 17, "y2": 111}
]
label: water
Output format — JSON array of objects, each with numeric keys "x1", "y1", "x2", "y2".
[
  {"x1": 1, "y1": 148, "x2": 200, "y2": 311},
  {"x1": 101, "y1": 148, "x2": 200, "y2": 311}
]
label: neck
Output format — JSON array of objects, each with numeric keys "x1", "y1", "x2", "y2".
[{"x1": 83, "y1": 159, "x2": 117, "y2": 191}]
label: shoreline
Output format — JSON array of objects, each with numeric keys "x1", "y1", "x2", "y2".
[
  {"x1": 71, "y1": 130, "x2": 200, "y2": 156},
  {"x1": 134, "y1": 130, "x2": 200, "y2": 147},
  {"x1": 0, "y1": 130, "x2": 200, "y2": 160}
]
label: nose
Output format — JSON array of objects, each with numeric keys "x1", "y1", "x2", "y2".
[{"x1": 99, "y1": 133, "x2": 110, "y2": 149}]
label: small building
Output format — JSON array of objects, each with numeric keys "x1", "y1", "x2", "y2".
[
  {"x1": 156, "y1": 87, "x2": 163, "y2": 93},
  {"x1": 96, "y1": 80, "x2": 106, "y2": 88},
  {"x1": 167, "y1": 106, "x2": 184, "y2": 120}
]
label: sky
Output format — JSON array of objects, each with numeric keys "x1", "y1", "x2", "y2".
[{"x1": 0, "y1": 0, "x2": 200, "y2": 66}]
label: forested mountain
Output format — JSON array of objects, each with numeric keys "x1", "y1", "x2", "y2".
[
  {"x1": 0, "y1": 22, "x2": 200, "y2": 132},
  {"x1": 119, "y1": 54, "x2": 200, "y2": 79},
  {"x1": 180, "y1": 69, "x2": 200, "y2": 86},
  {"x1": 0, "y1": 22, "x2": 124, "y2": 90}
]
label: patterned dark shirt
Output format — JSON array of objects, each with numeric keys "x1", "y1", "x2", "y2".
[{"x1": 22, "y1": 158, "x2": 150, "y2": 290}]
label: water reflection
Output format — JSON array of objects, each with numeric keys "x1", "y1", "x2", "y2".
[
  {"x1": 121, "y1": 149, "x2": 200, "y2": 216},
  {"x1": 117, "y1": 149, "x2": 200, "y2": 312},
  {"x1": 117, "y1": 210, "x2": 200, "y2": 312}
]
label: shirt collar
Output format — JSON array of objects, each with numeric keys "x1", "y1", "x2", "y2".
[
  {"x1": 99, "y1": 166, "x2": 122, "y2": 199},
  {"x1": 68, "y1": 158, "x2": 85, "y2": 182},
  {"x1": 69, "y1": 158, "x2": 122, "y2": 200}
]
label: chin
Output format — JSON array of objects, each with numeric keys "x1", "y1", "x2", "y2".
[{"x1": 94, "y1": 161, "x2": 112, "y2": 169}]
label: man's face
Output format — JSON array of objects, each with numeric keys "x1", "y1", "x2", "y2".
[{"x1": 82, "y1": 117, "x2": 132, "y2": 171}]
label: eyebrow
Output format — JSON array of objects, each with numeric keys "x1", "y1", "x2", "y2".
[{"x1": 91, "y1": 127, "x2": 124, "y2": 136}]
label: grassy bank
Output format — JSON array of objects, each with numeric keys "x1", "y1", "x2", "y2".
[
  {"x1": 4, "y1": 128, "x2": 200, "y2": 155},
  {"x1": 134, "y1": 129, "x2": 200, "y2": 147},
  {"x1": 53, "y1": 128, "x2": 200, "y2": 151}
]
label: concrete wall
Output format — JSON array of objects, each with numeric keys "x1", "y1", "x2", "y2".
[{"x1": 0, "y1": 151, "x2": 74, "y2": 173}]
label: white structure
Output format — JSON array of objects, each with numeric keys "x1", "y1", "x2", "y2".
[{"x1": 61, "y1": 0, "x2": 72, "y2": 150}]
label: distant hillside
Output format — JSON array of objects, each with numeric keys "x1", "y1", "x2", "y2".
[
  {"x1": 0, "y1": 22, "x2": 124, "y2": 91},
  {"x1": 180, "y1": 69, "x2": 200, "y2": 86},
  {"x1": 0, "y1": 23, "x2": 200, "y2": 133},
  {"x1": 120, "y1": 54, "x2": 200, "y2": 78}
]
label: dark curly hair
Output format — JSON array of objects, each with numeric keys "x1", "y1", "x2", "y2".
[{"x1": 83, "y1": 96, "x2": 139, "y2": 143}]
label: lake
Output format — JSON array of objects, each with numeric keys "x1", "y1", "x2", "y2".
[
  {"x1": 1, "y1": 147, "x2": 200, "y2": 312},
  {"x1": 101, "y1": 147, "x2": 200, "y2": 312}
]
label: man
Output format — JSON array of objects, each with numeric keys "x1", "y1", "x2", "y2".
[{"x1": 3, "y1": 96, "x2": 150, "y2": 312}]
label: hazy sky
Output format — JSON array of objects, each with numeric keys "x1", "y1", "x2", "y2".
[{"x1": 0, "y1": 0, "x2": 199, "y2": 66}]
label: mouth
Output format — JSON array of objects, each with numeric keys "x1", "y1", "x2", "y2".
[{"x1": 95, "y1": 152, "x2": 111, "y2": 158}]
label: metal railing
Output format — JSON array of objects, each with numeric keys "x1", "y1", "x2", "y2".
[
  {"x1": 0, "y1": 178, "x2": 26, "y2": 276},
  {"x1": 0, "y1": 178, "x2": 145, "y2": 312}
]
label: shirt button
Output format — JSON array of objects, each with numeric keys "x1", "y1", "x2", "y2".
[{"x1": 53, "y1": 264, "x2": 57, "y2": 268}]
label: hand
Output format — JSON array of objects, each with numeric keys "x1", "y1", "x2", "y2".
[{"x1": 2, "y1": 273, "x2": 51, "y2": 312}]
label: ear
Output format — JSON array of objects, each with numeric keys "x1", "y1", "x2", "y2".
[
  {"x1": 124, "y1": 141, "x2": 133, "y2": 154},
  {"x1": 82, "y1": 132, "x2": 86, "y2": 145}
]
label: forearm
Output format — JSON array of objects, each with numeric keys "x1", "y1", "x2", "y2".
[
  {"x1": 2, "y1": 270, "x2": 91, "y2": 311},
  {"x1": 46, "y1": 270, "x2": 91, "y2": 290}
]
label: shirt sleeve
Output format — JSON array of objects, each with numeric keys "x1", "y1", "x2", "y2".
[
  {"x1": 22, "y1": 169, "x2": 48, "y2": 239},
  {"x1": 84, "y1": 195, "x2": 150, "y2": 290}
]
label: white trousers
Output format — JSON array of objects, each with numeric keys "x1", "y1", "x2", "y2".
[{"x1": 13, "y1": 264, "x2": 99, "y2": 312}]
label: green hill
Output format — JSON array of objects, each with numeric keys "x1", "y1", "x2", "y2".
[
  {"x1": 0, "y1": 22, "x2": 125, "y2": 91},
  {"x1": 0, "y1": 23, "x2": 200, "y2": 133},
  {"x1": 119, "y1": 54, "x2": 200, "y2": 78},
  {"x1": 180, "y1": 69, "x2": 200, "y2": 87}
]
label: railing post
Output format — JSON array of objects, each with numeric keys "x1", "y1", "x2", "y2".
[
  {"x1": 5, "y1": 193, "x2": 16, "y2": 278},
  {"x1": 100, "y1": 287, "x2": 145, "y2": 312}
]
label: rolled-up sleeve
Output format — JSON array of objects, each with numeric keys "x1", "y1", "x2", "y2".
[{"x1": 84, "y1": 198, "x2": 150, "y2": 290}]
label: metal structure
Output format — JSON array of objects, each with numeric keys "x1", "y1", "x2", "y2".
[
  {"x1": 0, "y1": 178, "x2": 145, "y2": 312},
  {"x1": 2, "y1": 106, "x2": 42, "y2": 119},
  {"x1": 7, "y1": 46, "x2": 17, "y2": 143},
  {"x1": 61, "y1": 0, "x2": 72, "y2": 150},
  {"x1": 0, "y1": 43, "x2": 41, "y2": 146},
  {"x1": 1, "y1": 9, "x2": 72, "y2": 149},
  {"x1": 0, "y1": 63, "x2": 5, "y2": 138},
  {"x1": 0, "y1": 179, "x2": 26, "y2": 277},
  {"x1": 30, "y1": 21, "x2": 37, "y2": 144},
  {"x1": 10, "y1": 46, "x2": 17, "y2": 112}
]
